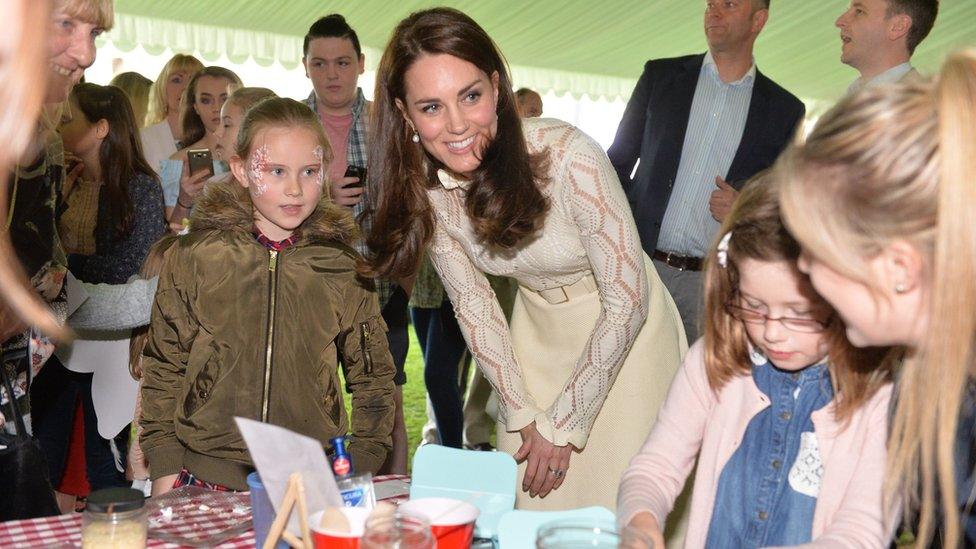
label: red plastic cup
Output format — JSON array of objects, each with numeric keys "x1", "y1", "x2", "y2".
[
  {"x1": 399, "y1": 498, "x2": 479, "y2": 549},
  {"x1": 310, "y1": 506, "x2": 370, "y2": 549}
]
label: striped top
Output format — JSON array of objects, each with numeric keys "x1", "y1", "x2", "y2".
[{"x1": 657, "y1": 52, "x2": 755, "y2": 257}]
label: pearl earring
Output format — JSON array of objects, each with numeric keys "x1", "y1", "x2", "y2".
[
  {"x1": 895, "y1": 283, "x2": 908, "y2": 294},
  {"x1": 411, "y1": 132, "x2": 420, "y2": 143}
]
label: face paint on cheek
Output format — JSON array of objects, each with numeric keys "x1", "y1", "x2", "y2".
[
  {"x1": 248, "y1": 144, "x2": 270, "y2": 197},
  {"x1": 313, "y1": 146, "x2": 325, "y2": 186}
]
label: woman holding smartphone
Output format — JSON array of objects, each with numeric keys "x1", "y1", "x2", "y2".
[
  {"x1": 366, "y1": 8, "x2": 685, "y2": 511},
  {"x1": 159, "y1": 66, "x2": 241, "y2": 229}
]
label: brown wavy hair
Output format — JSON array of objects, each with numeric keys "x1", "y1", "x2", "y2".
[
  {"x1": 702, "y1": 172, "x2": 894, "y2": 423},
  {"x1": 71, "y1": 83, "x2": 158, "y2": 240},
  {"x1": 364, "y1": 7, "x2": 550, "y2": 279}
]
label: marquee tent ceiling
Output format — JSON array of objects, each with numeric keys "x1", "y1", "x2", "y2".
[{"x1": 108, "y1": 0, "x2": 976, "y2": 107}]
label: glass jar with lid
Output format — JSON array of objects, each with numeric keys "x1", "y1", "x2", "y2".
[{"x1": 82, "y1": 487, "x2": 148, "y2": 549}]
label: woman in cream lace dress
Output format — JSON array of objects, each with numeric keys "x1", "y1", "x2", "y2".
[{"x1": 366, "y1": 8, "x2": 686, "y2": 511}]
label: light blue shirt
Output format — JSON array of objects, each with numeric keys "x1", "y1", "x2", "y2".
[
  {"x1": 159, "y1": 159, "x2": 228, "y2": 208},
  {"x1": 657, "y1": 52, "x2": 755, "y2": 257}
]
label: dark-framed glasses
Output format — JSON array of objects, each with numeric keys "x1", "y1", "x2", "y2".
[{"x1": 725, "y1": 303, "x2": 831, "y2": 333}]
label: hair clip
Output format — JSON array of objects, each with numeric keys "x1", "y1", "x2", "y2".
[{"x1": 716, "y1": 231, "x2": 732, "y2": 268}]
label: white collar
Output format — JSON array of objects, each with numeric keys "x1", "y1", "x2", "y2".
[
  {"x1": 436, "y1": 169, "x2": 471, "y2": 191},
  {"x1": 703, "y1": 50, "x2": 756, "y2": 85},
  {"x1": 848, "y1": 62, "x2": 914, "y2": 94}
]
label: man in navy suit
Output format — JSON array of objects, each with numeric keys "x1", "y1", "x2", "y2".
[{"x1": 608, "y1": 0, "x2": 804, "y2": 342}]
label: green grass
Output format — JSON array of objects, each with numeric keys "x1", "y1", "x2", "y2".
[{"x1": 401, "y1": 326, "x2": 429, "y2": 468}]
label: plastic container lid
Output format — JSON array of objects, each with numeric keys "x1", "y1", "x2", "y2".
[{"x1": 86, "y1": 488, "x2": 146, "y2": 513}]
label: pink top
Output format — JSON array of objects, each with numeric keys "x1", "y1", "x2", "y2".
[
  {"x1": 617, "y1": 340, "x2": 894, "y2": 548},
  {"x1": 320, "y1": 111, "x2": 352, "y2": 184}
]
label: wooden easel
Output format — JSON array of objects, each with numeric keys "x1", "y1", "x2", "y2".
[{"x1": 263, "y1": 473, "x2": 312, "y2": 549}]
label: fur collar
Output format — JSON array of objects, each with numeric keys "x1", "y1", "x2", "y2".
[{"x1": 188, "y1": 178, "x2": 359, "y2": 245}]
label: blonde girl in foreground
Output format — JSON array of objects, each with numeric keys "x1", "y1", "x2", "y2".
[{"x1": 778, "y1": 50, "x2": 976, "y2": 547}]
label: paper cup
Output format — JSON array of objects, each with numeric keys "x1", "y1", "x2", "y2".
[
  {"x1": 310, "y1": 506, "x2": 370, "y2": 549},
  {"x1": 399, "y1": 497, "x2": 479, "y2": 549}
]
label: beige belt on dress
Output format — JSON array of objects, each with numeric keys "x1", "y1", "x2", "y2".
[{"x1": 534, "y1": 274, "x2": 598, "y2": 305}]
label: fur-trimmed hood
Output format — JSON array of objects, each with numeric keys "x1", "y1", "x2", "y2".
[{"x1": 187, "y1": 178, "x2": 359, "y2": 245}]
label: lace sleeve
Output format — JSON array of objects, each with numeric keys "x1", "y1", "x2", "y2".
[
  {"x1": 427, "y1": 219, "x2": 543, "y2": 432},
  {"x1": 543, "y1": 129, "x2": 650, "y2": 449}
]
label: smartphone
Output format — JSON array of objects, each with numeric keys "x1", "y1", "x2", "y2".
[
  {"x1": 343, "y1": 165, "x2": 367, "y2": 188},
  {"x1": 187, "y1": 148, "x2": 214, "y2": 177}
]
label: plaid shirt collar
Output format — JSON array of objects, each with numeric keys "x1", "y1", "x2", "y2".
[
  {"x1": 253, "y1": 227, "x2": 300, "y2": 251},
  {"x1": 304, "y1": 87, "x2": 366, "y2": 120}
]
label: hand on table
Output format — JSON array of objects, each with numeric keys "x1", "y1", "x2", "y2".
[
  {"x1": 708, "y1": 176, "x2": 738, "y2": 222},
  {"x1": 151, "y1": 474, "x2": 179, "y2": 497},
  {"x1": 626, "y1": 511, "x2": 664, "y2": 549},
  {"x1": 513, "y1": 422, "x2": 575, "y2": 499}
]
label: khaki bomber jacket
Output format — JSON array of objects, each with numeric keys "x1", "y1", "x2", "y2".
[{"x1": 139, "y1": 181, "x2": 395, "y2": 490}]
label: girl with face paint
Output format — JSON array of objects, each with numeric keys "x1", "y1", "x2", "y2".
[{"x1": 140, "y1": 98, "x2": 397, "y2": 495}]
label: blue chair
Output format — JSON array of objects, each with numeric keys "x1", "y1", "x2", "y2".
[
  {"x1": 409, "y1": 445, "x2": 517, "y2": 539},
  {"x1": 497, "y1": 507, "x2": 616, "y2": 549}
]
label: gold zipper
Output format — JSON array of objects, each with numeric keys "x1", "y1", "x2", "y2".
[
  {"x1": 360, "y1": 321, "x2": 374, "y2": 375},
  {"x1": 261, "y1": 249, "x2": 279, "y2": 422}
]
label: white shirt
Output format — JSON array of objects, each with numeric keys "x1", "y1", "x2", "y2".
[
  {"x1": 847, "y1": 62, "x2": 914, "y2": 95},
  {"x1": 140, "y1": 120, "x2": 178, "y2": 177}
]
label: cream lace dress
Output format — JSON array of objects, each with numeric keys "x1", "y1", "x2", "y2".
[{"x1": 428, "y1": 117, "x2": 687, "y2": 510}]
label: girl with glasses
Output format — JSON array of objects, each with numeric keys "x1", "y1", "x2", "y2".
[{"x1": 617, "y1": 174, "x2": 896, "y2": 548}]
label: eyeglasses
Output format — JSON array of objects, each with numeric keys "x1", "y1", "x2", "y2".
[{"x1": 725, "y1": 302, "x2": 831, "y2": 333}]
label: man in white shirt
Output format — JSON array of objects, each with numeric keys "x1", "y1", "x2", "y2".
[{"x1": 836, "y1": 0, "x2": 939, "y2": 93}]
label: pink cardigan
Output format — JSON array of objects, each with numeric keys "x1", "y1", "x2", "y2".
[{"x1": 617, "y1": 340, "x2": 893, "y2": 548}]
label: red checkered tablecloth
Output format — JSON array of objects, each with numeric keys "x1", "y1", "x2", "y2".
[{"x1": 0, "y1": 475, "x2": 411, "y2": 548}]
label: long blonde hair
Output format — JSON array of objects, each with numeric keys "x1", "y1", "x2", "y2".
[
  {"x1": 0, "y1": 0, "x2": 68, "y2": 341},
  {"x1": 109, "y1": 71, "x2": 152, "y2": 129},
  {"x1": 778, "y1": 50, "x2": 976, "y2": 547},
  {"x1": 144, "y1": 54, "x2": 204, "y2": 128},
  {"x1": 702, "y1": 174, "x2": 893, "y2": 423}
]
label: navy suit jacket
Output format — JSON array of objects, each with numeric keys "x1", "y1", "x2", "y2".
[{"x1": 608, "y1": 53, "x2": 805, "y2": 254}]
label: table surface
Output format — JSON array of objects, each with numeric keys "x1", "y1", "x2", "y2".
[{"x1": 0, "y1": 475, "x2": 410, "y2": 549}]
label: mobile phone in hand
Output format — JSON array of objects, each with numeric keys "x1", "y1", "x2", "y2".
[
  {"x1": 187, "y1": 149, "x2": 214, "y2": 177},
  {"x1": 343, "y1": 165, "x2": 366, "y2": 188}
]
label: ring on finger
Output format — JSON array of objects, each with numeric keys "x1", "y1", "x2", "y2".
[{"x1": 547, "y1": 465, "x2": 565, "y2": 479}]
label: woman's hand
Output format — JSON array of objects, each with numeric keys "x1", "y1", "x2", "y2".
[
  {"x1": 150, "y1": 474, "x2": 179, "y2": 497},
  {"x1": 627, "y1": 512, "x2": 664, "y2": 549},
  {"x1": 176, "y1": 161, "x2": 211, "y2": 208},
  {"x1": 513, "y1": 422, "x2": 575, "y2": 498}
]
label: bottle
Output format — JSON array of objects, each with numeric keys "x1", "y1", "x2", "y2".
[
  {"x1": 330, "y1": 435, "x2": 354, "y2": 479},
  {"x1": 330, "y1": 435, "x2": 377, "y2": 509},
  {"x1": 82, "y1": 487, "x2": 148, "y2": 549}
]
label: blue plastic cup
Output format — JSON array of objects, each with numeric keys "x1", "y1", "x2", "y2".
[{"x1": 247, "y1": 472, "x2": 288, "y2": 549}]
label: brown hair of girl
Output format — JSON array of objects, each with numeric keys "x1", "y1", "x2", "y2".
[
  {"x1": 364, "y1": 7, "x2": 549, "y2": 279},
  {"x1": 71, "y1": 83, "x2": 158, "y2": 240},
  {"x1": 702, "y1": 173, "x2": 893, "y2": 423}
]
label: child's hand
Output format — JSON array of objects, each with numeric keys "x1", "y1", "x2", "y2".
[
  {"x1": 627, "y1": 511, "x2": 664, "y2": 548},
  {"x1": 151, "y1": 474, "x2": 179, "y2": 497},
  {"x1": 330, "y1": 175, "x2": 365, "y2": 207}
]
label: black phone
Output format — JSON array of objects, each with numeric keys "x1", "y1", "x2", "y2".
[
  {"x1": 343, "y1": 165, "x2": 367, "y2": 188},
  {"x1": 187, "y1": 148, "x2": 214, "y2": 177}
]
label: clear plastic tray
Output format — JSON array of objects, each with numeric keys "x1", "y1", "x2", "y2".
[{"x1": 145, "y1": 486, "x2": 252, "y2": 547}]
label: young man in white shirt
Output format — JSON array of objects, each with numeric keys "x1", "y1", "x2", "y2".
[{"x1": 836, "y1": 0, "x2": 939, "y2": 93}]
